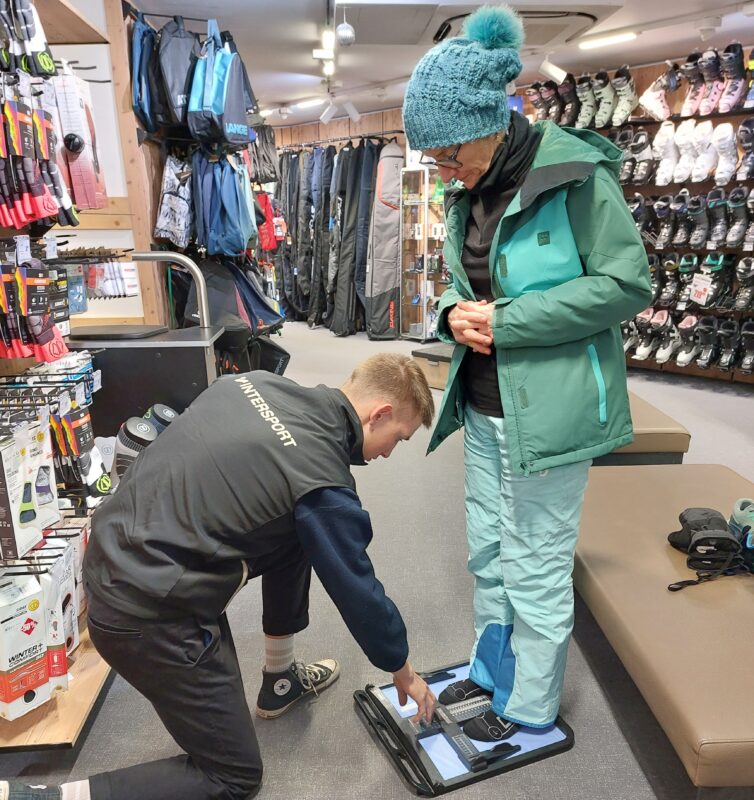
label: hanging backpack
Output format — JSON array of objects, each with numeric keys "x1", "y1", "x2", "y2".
[
  {"x1": 187, "y1": 19, "x2": 249, "y2": 147},
  {"x1": 221, "y1": 31, "x2": 263, "y2": 126},
  {"x1": 130, "y1": 12, "x2": 156, "y2": 131},
  {"x1": 147, "y1": 41, "x2": 172, "y2": 128},
  {"x1": 158, "y1": 16, "x2": 200, "y2": 125}
]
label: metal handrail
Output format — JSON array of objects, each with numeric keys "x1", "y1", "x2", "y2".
[{"x1": 130, "y1": 252, "x2": 211, "y2": 329}]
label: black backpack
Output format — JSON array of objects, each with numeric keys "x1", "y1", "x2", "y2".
[{"x1": 158, "y1": 16, "x2": 200, "y2": 125}]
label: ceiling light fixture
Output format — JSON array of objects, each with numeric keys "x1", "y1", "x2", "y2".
[
  {"x1": 259, "y1": 108, "x2": 274, "y2": 117},
  {"x1": 295, "y1": 98, "x2": 326, "y2": 109},
  {"x1": 320, "y1": 100, "x2": 339, "y2": 124},
  {"x1": 336, "y1": 6, "x2": 356, "y2": 47},
  {"x1": 278, "y1": 106, "x2": 292, "y2": 120},
  {"x1": 342, "y1": 99, "x2": 361, "y2": 123},
  {"x1": 538, "y1": 56, "x2": 567, "y2": 83},
  {"x1": 578, "y1": 31, "x2": 638, "y2": 50},
  {"x1": 313, "y1": 48, "x2": 335, "y2": 60},
  {"x1": 323, "y1": 60, "x2": 336, "y2": 77},
  {"x1": 322, "y1": 29, "x2": 335, "y2": 51}
]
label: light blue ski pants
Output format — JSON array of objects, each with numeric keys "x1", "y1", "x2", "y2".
[{"x1": 464, "y1": 407, "x2": 591, "y2": 727}]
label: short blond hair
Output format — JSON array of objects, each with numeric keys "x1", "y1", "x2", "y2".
[{"x1": 346, "y1": 354, "x2": 434, "y2": 428}]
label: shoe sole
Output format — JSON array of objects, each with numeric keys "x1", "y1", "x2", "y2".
[{"x1": 255, "y1": 664, "x2": 341, "y2": 720}]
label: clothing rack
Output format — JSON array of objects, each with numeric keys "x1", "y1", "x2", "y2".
[
  {"x1": 280, "y1": 129, "x2": 404, "y2": 150},
  {"x1": 121, "y1": 1, "x2": 209, "y2": 24}
]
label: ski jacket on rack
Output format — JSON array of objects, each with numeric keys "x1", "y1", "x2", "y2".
[
  {"x1": 429, "y1": 122, "x2": 652, "y2": 474},
  {"x1": 366, "y1": 141, "x2": 404, "y2": 339}
]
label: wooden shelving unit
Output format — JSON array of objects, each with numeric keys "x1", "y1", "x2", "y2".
[
  {"x1": 40, "y1": 0, "x2": 109, "y2": 45},
  {"x1": 0, "y1": 623, "x2": 112, "y2": 752}
]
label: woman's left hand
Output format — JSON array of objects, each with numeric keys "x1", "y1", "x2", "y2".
[{"x1": 456, "y1": 300, "x2": 494, "y2": 338}]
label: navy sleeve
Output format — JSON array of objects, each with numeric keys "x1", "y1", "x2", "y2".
[{"x1": 295, "y1": 487, "x2": 409, "y2": 673}]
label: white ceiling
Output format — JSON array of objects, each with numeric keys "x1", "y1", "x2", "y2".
[{"x1": 138, "y1": 0, "x2": 754, "y2": 126}]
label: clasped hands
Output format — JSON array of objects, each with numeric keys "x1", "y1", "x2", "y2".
[{"x1": 447, "y1": 299, "x2": 494, "y2": 355}]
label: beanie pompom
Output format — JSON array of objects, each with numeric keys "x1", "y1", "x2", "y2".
[{"x1": 462, "y1": 5, "x2": 524, "y2": 51}]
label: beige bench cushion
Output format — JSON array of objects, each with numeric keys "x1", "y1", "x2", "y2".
[
  {"x1": 575, "y1": 465, "x2": 754, "y2": 787},
  {"x1": 619, "y1": 393, "x2": 690, "y2": 455}
]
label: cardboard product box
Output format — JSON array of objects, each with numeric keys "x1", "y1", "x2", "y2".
[
  {"x1": 0, "y1": 572, "x2": 51, "y2": 720},
  {"x1": 52, "y1": 74, "x2": 107, "y2": 210},
  {"x1": 30, "y1": 540, "x2": 78, "y2": 656},
  {"x1": 0, "y1": 425, "x2": 61, "y2": 561},
  {"x1": 45, "y1": 515, "x2": 89, "y2": 616}
]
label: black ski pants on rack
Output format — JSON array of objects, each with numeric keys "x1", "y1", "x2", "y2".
[
  {"x1": 86, "y1": 545, "x2": 312, "y2": 800},
  {"x1": 353, "y1": 140, "x2": 381, "y2": 314}
]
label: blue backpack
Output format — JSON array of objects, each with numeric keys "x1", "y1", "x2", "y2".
[
  {"x1": 187, "y1": 20, "x2": 249, "y2": 147},
  {"x1": 131, "y1": 12, "x2": 156, "y2": 132}
]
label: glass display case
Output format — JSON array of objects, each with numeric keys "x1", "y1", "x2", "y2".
[{"x1": 400, "y1": 166, "x2": 449, "y2": 341}]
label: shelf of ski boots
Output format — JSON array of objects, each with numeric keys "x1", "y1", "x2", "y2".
[{"x1": 621, "y1": 252, "x2": 754, "y2": 383}]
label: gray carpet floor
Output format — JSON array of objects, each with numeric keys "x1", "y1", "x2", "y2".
[{"x1": 2, "y1": 322, "x2": 752, "y2": 800}]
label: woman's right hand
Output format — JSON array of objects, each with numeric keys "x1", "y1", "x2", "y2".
[{"x1": 447, "y1": 301, "x2": 493, "y2": 355}]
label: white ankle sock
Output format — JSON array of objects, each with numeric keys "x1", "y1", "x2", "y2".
[
  {"x1": 264, "y1": 635, "x2": 294, "y2": 673},
  {"x1": 61, "y1": 780, "x2": 91, "y2": 800}
]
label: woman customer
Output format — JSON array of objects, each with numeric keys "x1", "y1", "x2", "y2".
[{"x1": 402, "y1": 5, "x2": 651, "y2": 741}]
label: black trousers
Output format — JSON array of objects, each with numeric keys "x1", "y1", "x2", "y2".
[{"x1": 87, "y1": 545, "x2": 312, "y2": 800}]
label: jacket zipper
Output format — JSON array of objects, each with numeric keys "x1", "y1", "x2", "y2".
[
  {"x1": 587, "y1": 344, "x2": 608, "y2": 425},
  {"x1": 223, "y1": 559, "x2": 249, "y2": 613}
]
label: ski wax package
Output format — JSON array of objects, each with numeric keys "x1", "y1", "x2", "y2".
[{"x1": 52, "y1": 71, "x2": 107, "y2": 210}]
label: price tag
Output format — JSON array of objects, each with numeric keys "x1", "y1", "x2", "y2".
[
  {"x1": 655, "y1": 243, "x2": 664, "y2": 250},
  {"x1": 744, "y1": 242, "x2": 754, "y2": 252},
  {"x1": 58, "y1": 391, "x2": 72, "y2": 417},
  {"x1": 45, "y1": 237, "x2": 58, "y2": 260},
  {"x1": 75, "y1": 383, "x2": 86, "y2": 407},
  {"x1": 92, "y1": 370, "x2": 102, "y2": 393},
  {"x1": 37, "y1": 405, "x2": 50, "y2": 431},
  {"x1": 690, "y1": 273, "x2": 713, "y2": 306},
  {"x1": 14, "y1": 235, "x2": 31, "y2": 265},
  {"x1": 706, "y1": 241, "x2": 717, "y2": 251}
]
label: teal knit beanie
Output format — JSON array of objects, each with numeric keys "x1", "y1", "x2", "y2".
[{"x1": 403, "y1": 5, "x2": 524, "y2": 150}]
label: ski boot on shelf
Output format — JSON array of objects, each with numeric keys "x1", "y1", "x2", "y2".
[
  {"x1": 676, "y1": 314, "x2": 701, "y2": 366},
  {"x1": 592, "y1": 70, "x2": 617, "y2": 128},
  {"x1": 719, "y1": 43, "x2": 747, "y2": 113},
  {"x1": 717, "y1": 319, "x2": 741, "y2": 371},
  {"x1": 691, "y1": 121, "x2": 718, "y2": 183},
  {"x1": 693, "y1": 253, "x2": 735, "y2": 311},
  {"x1": 575, "y1": 75, "x2": 597, "y2": 128},
  {"x1": 675, "y1": 254, "x2": 699, "y2": 313},
  {"x1": 713, "y1": 254, "x2": 738, "y2": 311},
  {"x1": 639, "y1": 61, "x2": 682, "y2": 121},
  {"x1": 739, "y1": 319, "x2": 754, "y2": 373},
  {"x1": 658, "y1": 252, "x2": 681, "y2": 306},
  {"x1": 671, "y1": 190, "x2": 691, "y2": 247},
  {"x1": 631, "y1": 128, "x2": 655, "y2": 184},
  {"x1": 680, "y1": 52, "x2": 705, "y2": 117},
  {"x1": 712, "y1": 123, "x2": 738, "y2": 186},
  {"x1": 628, "y1": 193, "x2": 654, "y2": 239},
  {"x1": 697, "y1": 48, "x2": 726, "y2": 115},
  {"x1": 647, "y1": 254, "x2": 663, "y2": 305},
  {"x1": 611, "y1": 65, "x2": 639, "y2": 126},
  {"x1": 621, "y1": 318, "x2": 641, "y2": 354},
  {"x1": 632, "y1": 307, "x2": 660, "y2": 361},
  {"x1": 687, "y1": 195, "x2": 710, "y2": 249},
  {"x1": 706, "y1": 188, "x2": 728, "y2": 248},
  {"x1": 673, "y1": 118, "x2": 698, "y2": 183},
  {"x1": 654, "y1": 311, "x2": 683, "y2": 364},
  {"x1": 736, "y1": 118, "x2": 754, "y2": 180},
  {"x1": 734, "y1": 257, "x2": 754, "y2": 311},
  {"x1": 695, "y1": 315, "x2": 720, "y2": 368},
  {"x1": 525, "y1": 83, "x2": 549, "y2": 120},
  {"x1": 654, "y1": 196, "x2": 676, "y2": 249},
  {"x1": 745, "y1": 48, "x2": 754, "y2": 110},
  {"x1": 744, "y1": 187, "x2": 754, "y2": 246},
  {"x1": 616, "y1": 126, "x2": 636, "y2": 184},
  {"x1": 653, "y1": 121, "x2": 679, "y2": 186},
  {"x1": 558, "y1": 73, "x2": 580, "y2": 126},
  {"x1": 726, "y1": 186, "x2": 749, "y2": 248},
  {"x1": 540, "y1": 80, "x2": 563, "y2": 123}
]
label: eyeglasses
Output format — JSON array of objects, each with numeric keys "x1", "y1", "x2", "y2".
[{"x1": 419, "y1": 142, "x2": 463, "y2": 169}]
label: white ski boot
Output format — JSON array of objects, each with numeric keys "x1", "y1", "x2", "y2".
[
  {"x1": 672, "y1": 119, "x2": 698, "y2": 184},
  {"x1": 653, "y1": 121, "x2": 678, "y2": 186},
  {"x1": 611, "y1": 65, "x2": 639, "y2": 126},
  {"x1": 712, "y1": 123, "x2": 738, "y2": 186}
]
